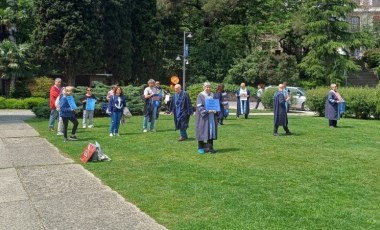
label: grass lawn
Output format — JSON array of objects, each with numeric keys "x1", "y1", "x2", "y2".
[{"x1": 27, "y1": 114, "x2": 380, "y2": 229}]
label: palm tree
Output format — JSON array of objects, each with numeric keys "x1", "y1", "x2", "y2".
[{"x1": 0, "y1": 39, "x2": 31, "y2": 95}]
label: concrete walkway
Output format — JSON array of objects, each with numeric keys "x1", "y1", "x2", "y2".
[{"x1": 0, "y1": 110, "x2": 166, "y2": 230}]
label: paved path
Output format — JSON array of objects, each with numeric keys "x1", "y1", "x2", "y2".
[{"x1": 0, "y1": 110, "x2": 166, "y2": 230}]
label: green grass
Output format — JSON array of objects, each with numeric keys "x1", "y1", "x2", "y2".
[{"x1": 27, "y1": 114, "x2": 380, "y2": 229}]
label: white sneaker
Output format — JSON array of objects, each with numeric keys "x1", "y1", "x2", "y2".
[
  {"x1": 109, "y1": 133, "x2": 113, "y2": 137},
  {"x1": 150, "y1": 129, "x2": 156, "y2": 132},
  {"x1": 83, "y1": 125, "x2": 87, "y2": 128},
  {"x1": 114, "y1": 133, "x2": 120, "y2": 136},
  {"x1": 143, "y1": 129, "x2": 147, "y2": 133},
  {"x1": 57, "y1": 132, "x2": 63, "y2": 136},
  {"x1": 88, "y1": 125, "x2": 93, "y2": 128}
]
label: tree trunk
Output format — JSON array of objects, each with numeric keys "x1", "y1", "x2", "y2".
[{"x1": 65, "y1": 66, "x2": 76, "y2": 86}]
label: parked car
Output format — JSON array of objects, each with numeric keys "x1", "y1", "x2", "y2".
[{"x1": 265, "y1": 86, "x2": 307, "y2": 110}]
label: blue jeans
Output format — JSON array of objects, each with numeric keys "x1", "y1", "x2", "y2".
[
  {"x1": 180, "y1": 129, "x2": 188, "y2": 138},
  {"x1": 110, "y1": 111, "x2": 122, "y2": 134},
  {"x1": 143, "y1": 106, "x2": 157, "y2": 130},
  {"x1": 49, "y1": 109, "x2": 59, "y2": 129}
]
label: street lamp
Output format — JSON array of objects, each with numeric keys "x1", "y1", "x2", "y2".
[{"x1": 176, "y1": 31, "x2": 192, "y2": 91}]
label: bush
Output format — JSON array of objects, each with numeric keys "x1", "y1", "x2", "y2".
[
  {"x1": 261, "y1": 87, "x2": 277, "y2": 109},
  {"x1": 32, "y1": 106, "x2": 51, "y2": 118},
  {"x1": 28, "y1": 76, "x2": 53, "y2": 98},
  {"x1": 305, "y1": 87, "x2": 327, "y2": 116}
]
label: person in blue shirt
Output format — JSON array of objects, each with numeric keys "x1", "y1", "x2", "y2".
[
  {"x1": 59, "y1": 86, "x2": 79, "y2": 142},
  {"x1": 108, "y1": 86, "x2": 126, "y2": 136}
]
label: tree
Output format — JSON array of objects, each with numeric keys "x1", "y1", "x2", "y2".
[
  {"x1": 32, "y1": 0, "x2": 102, "y2": 86},
  {"x1": 298, "y1": 0, "x2": 365, "y2": 85}
]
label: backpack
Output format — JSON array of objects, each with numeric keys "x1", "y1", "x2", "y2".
[{"x1": 55, "y1": 95, "x2": 61, "y2": 111}]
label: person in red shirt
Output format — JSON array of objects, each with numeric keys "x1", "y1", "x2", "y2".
[{"x1": 49, "y1": 78, "x2": 62, "y2": 131}]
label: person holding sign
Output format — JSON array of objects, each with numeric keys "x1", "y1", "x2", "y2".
[
  {"x1": 235, "y1": 82, "x2": 251, "y2": 119},
  {"x1": 170, "y1": 84, "x2": 193, "y2": 141},
  {"x1": 59, "y1": 86, "x2": 79, "y2": 142},
  {"x1": 195, "y1": 82, "x2": 218, "y2": 154},
  {"x1": 81, "y1": 87, "x2": 97, "y2": 128}
]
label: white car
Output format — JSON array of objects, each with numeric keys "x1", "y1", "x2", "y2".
[{"x1": 266, "y1": 86, "x2": 307, "y2": 110}]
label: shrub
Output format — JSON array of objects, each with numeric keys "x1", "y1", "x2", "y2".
[
  {"x1": 28, "y1": 76, "x2": 53, "y2": 98},
  {"x1": 32, "y1": 106, "x2": 51, "y2": 118},
  {"x1": 261, "y1": 87, "x2": 277, "y2": 109},
  {"x1": 305, "y1": 87, "x2": 327, "y2": 116},
  {"x1": 23, "y1": 97, "x2": 47, "y2": 109}
]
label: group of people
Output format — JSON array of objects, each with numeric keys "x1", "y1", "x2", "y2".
[{"x1": 48, "y1": 77, "x2": 344, "y2": 152}]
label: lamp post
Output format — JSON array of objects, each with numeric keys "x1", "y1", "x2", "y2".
[{"x1": 176, "y1": 31, "x2": 192, "y2": 91}]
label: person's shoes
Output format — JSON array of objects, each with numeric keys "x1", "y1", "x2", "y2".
[
  {"x1": 285, "y1": 132, "x2": 292, "y2": 135},
  {"x1": 57, "y1": 132, "x2": 63, "y2": 136},
  {"x1": 82, "y1": 125, "x2": 87, "y2": 128},
  {"x1": 49, "y1": 128, "x2": 55, "y2": 131},
  {"x1": 143, "y1": 129, "x2": 147, "y2": 133},
  {"x1": 114, "y1": 133, "x2": 120, "y2": 136},
  {"x1": 88, "y1": 125, "x2": 94, "y2": 128},
  {"x1": 198, "y1": 148, "x2": 205, "y2": 154},
  {"x1": 236, "y1": 116, "x2": 239, "y2": 119},
  {"x1": 150, "y1": 129, "x2": 156, "y2": 132},
  {"x1": 64, "y1": 138, "x2": 68, "y2": 142},
  {"x1": 178, "y1": 136, "x2": 188, "y2": 141},
  {"x1": 207, "y1": 148, "x2": 216, "y2": 153},
  {"x1": 273, "y1": 133, "x2": 279, "y2": 136},
  {"x1": 329, "y1": 126, "x2": 335, "y2": 128},
  {"x1": 109, "y1": 133, "x2": 114, "y2": 137},
  {"x1": 69, "y1": 135, "x2": 78, "y2": 141}
]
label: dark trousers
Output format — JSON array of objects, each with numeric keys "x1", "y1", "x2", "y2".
[
  {"x1": 255, "y1": 98, "x2": 261, "y2": 109},
  {"x1": 62, "y1": 116, "x2": 79, "y2": 139},
  {"x1": 329, "y1": 120, "x2": 337, "y2": 127},
  {"x1": 198, "y1": 140, "x2": 213, "y2": 149},
  {"x1": 274, "y1": 125, "x2": 290, "y2": 134}
]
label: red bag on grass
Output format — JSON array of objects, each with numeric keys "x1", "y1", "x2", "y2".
[{"x1": 80, "y1": 143, "x2": 97, "y2": 163}]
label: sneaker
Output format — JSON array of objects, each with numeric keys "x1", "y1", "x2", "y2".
[
  {"x1": 49, "y1": 128, "x2": 55, "y2": 131},
  {"x1": 64, "y1": 138, "x2": 68, "y2": 142},
  {"x1": 82, "y1": 125, "x2": 87, "y2": 128},
  {"x1": 69, "y1": 135, "x2": 78, "y2": 141},
  {"x1": 143, "y1": 129, "x2": 147, "y2": 133},
  {"x1": 198, "y1": 148, "x2": 205, "y2": 154},
  {"x1": 57, "y1": 132, "x2": 63, "y2": 136},
  {"x1": 88, "y1": 125, "x2": 94, "y2": 128},
  {"x1": 273, "y1": 133, "x2": 279, "y2": 136},
  {"x1": 109, "y1": 133, "x2": 114, "y2": 137},
  {"x1": 150, "y1": 129, "x2": 156, "y2": 132},
  {"x1": 114, "y1": 133, "x2": 120, "y2": 136}
]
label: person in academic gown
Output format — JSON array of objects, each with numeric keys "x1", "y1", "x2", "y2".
[
  {"x1": 170, "y1": 84, "x2": 193, "y2": 141},
  {"x1": 325, "y1": 83, "x2": 343, "y2": 128},
  {"x1": 195, "y1": 82, "x2": 218, "y2": 154},
  {"x1": 273, "y1": 84, "x2": 292, "y2": 136}
]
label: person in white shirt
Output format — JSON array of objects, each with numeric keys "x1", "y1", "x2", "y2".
[
  {"x1": 235, "y1": 83, "x2": 251, "y2": 119},
  {"x1": 142, "y1": 79, "x2": 159, "y2": 132}
]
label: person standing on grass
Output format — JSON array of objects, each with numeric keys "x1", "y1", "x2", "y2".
[
  {"x1": 213, "y1": 83, "x2": 228, "y2": 125},
  {"x1": 59, "y1": 86, "x2": 79, "y2": 142},
  {"x1": 49, "y1": 78, "x2": 62, "y2": 131},
  {"x1": 108, "y1": 86, "x2": 126, "y2": 136},
  {"x1": 282, "y1": 81, "x2": 291, "y2": 112},
  {"x1": 143, "y1": 79, "x2": 159, "y2": 132},
  {"x1": 195, "y1": 82, "x2": 218, "y2": 154},
  {"x1": 273, "y1": 84, "x2": 292, "y2": 136},
  {"x1": 154, "y1": 81, "x2": 164, "y2": 119},
  {"x1": 235, "y1": 82, "x2": 250, "y2": 119},
  {"x1": 325, "y1": 83, "x2": 343, "y2": 128},
  {"x1": 81, "y1": 87, "x2": 97, "y2": 128},
  {"x1": 170, "y1": 84, "x2": 193, "y2": 141}
]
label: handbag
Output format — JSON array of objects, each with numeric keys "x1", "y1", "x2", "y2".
[{"x1": 123, "y1": 107, "x2": 132, "y2": 118}]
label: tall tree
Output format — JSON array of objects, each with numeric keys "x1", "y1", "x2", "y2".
[
  {"x1": 298, "y1": 0, "x2": 365, "y2": 85},
  {"x1": 100, "y1": 0, "x2": 133, "y2": 84},
  {"x1": 32, "y1": 0, "x2": 102, "y2": 86}
]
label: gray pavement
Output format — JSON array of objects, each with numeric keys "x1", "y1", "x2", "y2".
[{"x1": 0, "y1": 109, "x2": 166, "y2": 230}]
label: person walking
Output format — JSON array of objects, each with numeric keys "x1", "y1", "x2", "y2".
[
  {"x1": 81, "y1": 87, "x2": 97, "y2": 128},
  {"x1": 235, "y1": 82, "x2": 250, "y2": 119},
  {"x1": 59, "y1": 86, "x2": 79, "y2": 142},
  {"x1": 273, "y1": 84, "x2": 292, "y2": 136},
  {"x1": 48, "y1": 78, "x2": 62, "y2": 131},
  {"x1": 254, "y1": 84, "x2": 263, "y2": 109},
  {"x1": 170, "y1": 84, "x2": 193, "y2": 141},
  {"x1": 195, "y1": 82, "x2": 218, "y2": 154},
  {"x1": 108, "y1": 86, "x2": 126, "y2": 136},
  {"x1": 325, "y1": 83, "x2": 343, "y2": 128},
  {"x1": 143, "y1": 79, "x2": 159, "y2": 132}
]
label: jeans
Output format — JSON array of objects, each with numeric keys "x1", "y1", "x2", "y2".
[
  {"x1": 110, "y1": 111, "x2": 122, "y2": 134},
  {"x1": 180, "y1": 129, "x2": 188, "y2": 138},
  {"x1": 143, "y1": 106, "x2": 157, "y2": 130},
  {"x1": 82, "y1": 110, "x2": 94, "y2": 126},
  {"x1": 49, "y1": 109, "x2": 59, "y2": 129}
]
